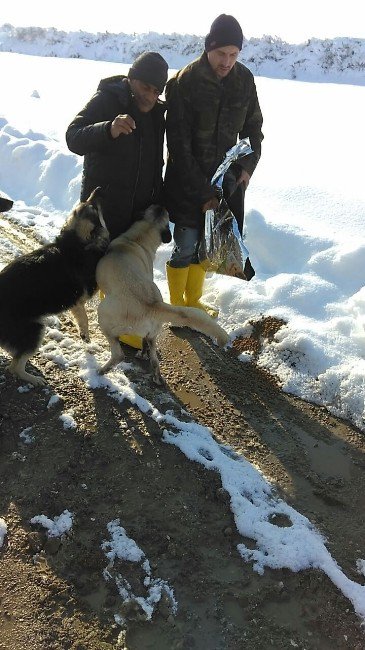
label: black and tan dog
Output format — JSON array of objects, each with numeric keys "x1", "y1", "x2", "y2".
[
  {"x1": 0, "y1": 187, "x2": 109, "y2": 386},
  {"x1": 96, "y1": 204, "x2": 229, "y2": 384}
]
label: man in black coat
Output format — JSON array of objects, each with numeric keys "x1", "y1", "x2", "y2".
[
  {"x1": 66, "y1": 51, "x2": 168, "y2": 349},
  {"x1": 66, "y1": 51, "x2": 168, "y2": 241}
]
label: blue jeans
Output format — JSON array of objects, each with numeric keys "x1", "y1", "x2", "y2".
[
  {"x1": 169, "y1": 225, "x2": 201, "y2": 268},
  {"x1": 169, "y1": 180, "x2": 246, "y2": 268}
]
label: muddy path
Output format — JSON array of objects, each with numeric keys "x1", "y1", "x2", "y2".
[{"x1": 0, "y1": 219, "x2": 365, "y2": 650}]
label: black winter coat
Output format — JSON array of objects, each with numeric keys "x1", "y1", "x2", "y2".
[{"x1": 66, "y1": 76, "x2": 166, "y2": 239}]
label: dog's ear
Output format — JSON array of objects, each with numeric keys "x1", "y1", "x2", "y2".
[
  {"x1": 87, "y1": 186, "x2": 105, "y2": 205},
  {"x1": 84, "y1": 187, "x2": 108, "y2": 233}
]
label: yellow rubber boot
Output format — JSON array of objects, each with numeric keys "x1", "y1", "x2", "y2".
[
  {"x1": 166, "y1": 262, "x2": 189, "y2": 306},
  {"x1": 119, "y1": 334, "x2": 143, "y2": 350},
  {"x1": 185, "y1": 263, "x2": 219, "y2": 319},
  {"x1": 99, "y1": 291, "x2": 142, "y2": 350}
]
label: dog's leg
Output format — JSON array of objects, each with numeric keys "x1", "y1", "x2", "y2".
[
  {"x1": 137, "y1": 337, "x2": 150, "y2": 361},
  {"x1": 98, "y1": 336, "x2": 125, "y2": 374},
  {"x1": 144, "y1": 336, "x2": 163, "y2": 385},
  {"x1": 97, "y1": 297, "x2": 127, "y2": 374},
  {"x1": 71, "y1": 300, "x2": 89, "y2": 341},
  {"x1": 8, "y1": 354, "x2": 46, "y2": 387}
]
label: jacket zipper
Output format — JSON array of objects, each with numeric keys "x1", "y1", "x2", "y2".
[{"x1": 131, "y1": 129, "x2": 142, "y2": 211}]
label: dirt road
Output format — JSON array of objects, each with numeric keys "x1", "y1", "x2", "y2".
[{"x1": 1, "y1": 219, "x2": 365, "y2": 649}]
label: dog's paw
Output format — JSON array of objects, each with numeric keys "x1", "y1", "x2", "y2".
[
  {"x1": 8, "y1": 366, "x2": 47, "y2": 387},
  {"x1": 97, "y1": 359, "x2": 116, "y2": 375},
  {"x1": 30, "y1": 375, "x2": 47, "y2": 387},
  {"x1": 152, "y1": 372, "x2": 165, "y2": 386},
  {"x1": 217, "y1": 332, "x2": 230, "y2": 347},
  {"x1": 136, "y1": 349, "x2": 150, "y2": 361},
  {"x1": 79, "y1": 329, "x2": 90, "y2": 342},
  {"x1": 20, "y1": 373, "x2": 47, "y2": 387}
]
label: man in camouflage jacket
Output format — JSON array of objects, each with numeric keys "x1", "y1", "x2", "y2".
[{"x1": 164, "y1": 14, "x2": 263, "y2": 317}]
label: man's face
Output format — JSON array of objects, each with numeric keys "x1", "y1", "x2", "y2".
[
  {"x1": 129, "y1": 79, "x2": 160, "y2": 112},
  {"x1": 207, "y1": 45, "x2": 240, "y2": 79}
]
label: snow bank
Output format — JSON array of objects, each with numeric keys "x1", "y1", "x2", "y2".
[{"x1": 0, "y1": 24, "x2": 364, "y2": 84}]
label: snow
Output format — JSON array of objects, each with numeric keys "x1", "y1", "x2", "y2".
[
  {"x1": 102, "y1": 519, "x2": 178, "y2": 623},
  {"x1": 0, "y1": 518, "x2": 7, "y2": 548},
  {"x1": 1, "y1": 24, "x2": 364, "y2": 84},
  {"x1": 19, "y1": 426, "x2": 35, "y2": 444},
  {"x1": 46, "y1": 394, "x2": 61, "y2": 409},
  {"x1": 1, "y1": 29, "x2": 365, "y2": 622},
  {"x1": 102, "y1": 520, "x2": 145, "y2": 564},
  {"x1": 30, "y1": 510, "x2": 74, "y2": 537},
  {"x1": 59, "y1": 411, "x2": 77, "y2": 430}
]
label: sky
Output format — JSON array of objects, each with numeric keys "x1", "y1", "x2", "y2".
[
  {"x1": 1, "y1": 0, "x2": 365, "y2": 43},
  {"x1": 1, "y1": 38, "x2": 365, "y2": 624}
]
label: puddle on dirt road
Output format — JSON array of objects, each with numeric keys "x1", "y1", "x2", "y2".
[
  {"x1": 295, "y1": 428, "x2": 352, "y2": 479},
  {"x1": 83, "y1": 581, "x2": 109, "y2": 614},
  {"x1": 261, "y1": 597, "x2": 334, "y2": 650},
  {"x1": 174, "y1": 386, "x2": 205, "y2": 410},
  {"x1": 172, "y1": 386, "x2": 353, "y2": 482}
]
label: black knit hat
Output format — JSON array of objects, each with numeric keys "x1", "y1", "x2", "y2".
[
  {"x1": 128, "y1": 52, "x2": 168, "y2": 93},
  {"x1": 205, "y1": 14, "x2": 243, "y2": 52}
]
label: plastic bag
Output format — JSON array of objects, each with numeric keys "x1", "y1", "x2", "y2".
[
  {"x1": 210, "y1": 138, "x2": 253, "y2": 189},
  {"x1": 199, "y1": 201, "x2": 255, "y2": 280},
  {"x1": 198, "y1": 138, "x2": 255, "y2": 281}
]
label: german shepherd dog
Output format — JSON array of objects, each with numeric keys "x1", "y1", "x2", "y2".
[
  {"x1": 96, "y1": 205, "x2": 229, "y2": 384},
  {"x1": 0, "y1": 187, "x2": 109, "y2": 386}
]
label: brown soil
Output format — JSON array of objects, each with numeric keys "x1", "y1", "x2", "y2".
[{"x1": 1, "y1": 220, "x2": 365, "y2": 650}]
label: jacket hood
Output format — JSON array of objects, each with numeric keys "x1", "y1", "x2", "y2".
[
  {"x1": 97, "y1": 75, "x2": 166, "y2": 110},
  {"x1": 97, "y1": 75, "x2": 130, "y2": 100}
]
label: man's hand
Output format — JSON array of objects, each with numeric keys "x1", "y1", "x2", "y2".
[
  {"x1": 110, "y1": 114, "x2": 136, "y2": 138},
  {"x1": 237, "y1": 169, "x2": 251, "y2": 189},
  {"x1": 202, "y1": 197, "x2": 219, "y2": 213}
]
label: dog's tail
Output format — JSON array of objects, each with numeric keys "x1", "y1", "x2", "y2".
[{"x1": 154, "y1": 302, "x2": 229, "y2": 347}]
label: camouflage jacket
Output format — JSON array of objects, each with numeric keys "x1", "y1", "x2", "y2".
[{"x1": 164, "y1": 53, "x2": 263, "y2": 228}]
